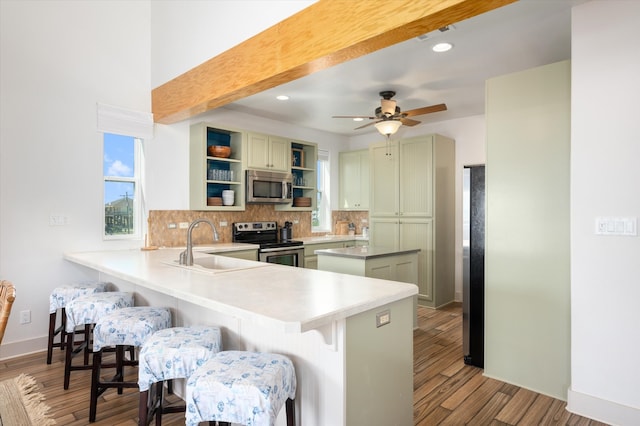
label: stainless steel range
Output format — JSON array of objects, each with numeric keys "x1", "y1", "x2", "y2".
[{"x1": 232, "y1": 221, "x2": 304, "y2": 267}]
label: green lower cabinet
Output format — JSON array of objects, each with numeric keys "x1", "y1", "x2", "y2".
[{"x1": 317, "y1": 251, "x2": 418, "y2": 284}]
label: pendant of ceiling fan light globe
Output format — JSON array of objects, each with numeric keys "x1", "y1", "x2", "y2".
[{"x1": 375, "y1": 119, "x2": 402, "y2": 136}]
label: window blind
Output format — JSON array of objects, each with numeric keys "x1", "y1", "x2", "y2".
[{"x1": 97, "y1": 103, "x2": 154, "y2": 140}]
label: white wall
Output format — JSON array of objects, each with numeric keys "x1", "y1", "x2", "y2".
[
  {"x1": 568, "y1": 1, "x2": 640, "y2": 424},
  {"x1": 150, "y1": 0, "x2": 316, "y2": 87},
  {"x1": 0, "y1": 0, "x2": 152, "y2": 358}
]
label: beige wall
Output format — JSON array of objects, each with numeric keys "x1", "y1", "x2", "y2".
[{"x1": 484, "y1": 60, "x2": 571, "y2": 399}]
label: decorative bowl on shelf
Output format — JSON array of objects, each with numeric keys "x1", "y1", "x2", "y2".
[{"x1": 207, "y1": 145, "x2": 231, "y2": 158}]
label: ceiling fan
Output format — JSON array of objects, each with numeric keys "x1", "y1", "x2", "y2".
[{"x1": 332, "y1": 91, "x2": 447, "y2": 135}]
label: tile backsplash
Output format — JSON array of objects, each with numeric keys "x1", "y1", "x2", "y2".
[
  {"x1": 331, "y1": 211, "x2": 370, "y2": 235},
  {"x1": 148, "y1": 207, "x2": 369, "y2": 247}
]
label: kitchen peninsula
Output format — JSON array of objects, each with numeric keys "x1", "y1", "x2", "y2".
[{"x1": 64, "y1": 246, "x2": 417, "y2": 426}]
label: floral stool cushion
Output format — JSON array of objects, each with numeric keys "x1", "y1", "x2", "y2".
[
  {"x1": 185, "y1": 351, "x2": 297, "y2": 426},
  {"x1": 64, "y1": 291, "x2": 133, "y2": 333},
  {"x1": 92, "y1": 306, "x2": 171, "y2": 351},
  {"x1": 138, "y1": 326, "x2": 222, "y2": 391},
  {"x1": 49, "y1": 281, "x2": 108, "y2": 313}
]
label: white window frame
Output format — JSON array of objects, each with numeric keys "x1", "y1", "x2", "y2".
[
  {"x1": 103, "y1": 135, "x2": 142, "y2": 240},
  {"x1": 313, "y1": 149, "x2": 331, "y2": 233},
  {"x1": 96, "y1": 103, "x2": 152, "y2": 241}
]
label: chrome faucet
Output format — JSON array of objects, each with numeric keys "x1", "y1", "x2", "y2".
[{"x1": 179, "y1": 218, "x2": 219, "y2": 266}]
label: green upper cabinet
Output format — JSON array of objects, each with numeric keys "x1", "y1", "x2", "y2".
[
  {"x1": 370, "y1": 137, "x2": 434, "y2": 218},
  {"x1": 246, "y1": 132, "x2": 290, "y2": 172},
  {"x1": 339, "y1": 149, "x2": 369, "y2": 210}
]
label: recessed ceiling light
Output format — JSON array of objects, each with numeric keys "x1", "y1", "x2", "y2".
[
  {"x1": 353, "y1": 118, "x2": 364, "y2": 122},
  {"x1": 432, "y1": 42, "x2": 453, "y2": 53},
  {"x1": 276, "y1": 95, "x2": 289, "y2": 101}
]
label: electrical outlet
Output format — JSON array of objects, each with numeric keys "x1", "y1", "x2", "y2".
[
  {"x1": 376, "y1": 310, "x2": 390, "y2": 328},
  {"x1": 179, "y1": 222, "x2": 189, "y2": 229},
  {"x1": 167, "y1": 223, "x2": 177, "y2": 229},
  {"x1": 20, "y1": 310, "x2": 31, "y2": 324},
  {"x1": 219, "y1": 221, "x2": 228, "y2": 227},
  {"x1": 49, "y1": 215, "x2": 67, "y2": 226}
]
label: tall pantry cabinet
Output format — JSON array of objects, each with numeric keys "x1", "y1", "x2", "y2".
[{"x1": 369, "y1": 134, "x2": 455, "y2": 308}]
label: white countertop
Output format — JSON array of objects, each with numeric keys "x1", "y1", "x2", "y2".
[
  {"x1": 64, "y1": 247, "x2": 416, "y2": 334},
  {"x1": 315, "y1": 246, "x2": 420, "y2": 260}
]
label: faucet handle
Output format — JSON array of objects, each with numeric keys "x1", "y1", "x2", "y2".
[{"x1": 179, "y1": 250, "x2": 187, "y2": 265}]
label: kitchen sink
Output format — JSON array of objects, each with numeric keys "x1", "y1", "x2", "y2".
[{"x1": 162, "y1": 254, "x2": 267, "y2": 274}]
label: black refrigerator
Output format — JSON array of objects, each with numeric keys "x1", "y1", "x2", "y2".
[{"x1": 462, "y1": 165, "x2": 485, "y2": 368}]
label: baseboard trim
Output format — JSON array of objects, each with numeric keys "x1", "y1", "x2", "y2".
[
  {"x1": 0, "y1": 336, "x2": 47, "y2": 361},
  {"x1": 567, "y1": 387, "x2": 640, "y2": 426}
]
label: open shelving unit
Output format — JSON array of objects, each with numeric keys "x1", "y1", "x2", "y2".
[
  {"x1": 277, "y1": 141, "x2": 317, "y2": 211},
  {"x1": 190, "y1": 123, "x2": 245, "y2": 211}
]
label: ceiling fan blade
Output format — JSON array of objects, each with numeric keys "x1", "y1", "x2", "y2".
[
  {"x1": 403, "y1": 103, "x2": 447, "y2": 117},
  {"x1": 400, "y1": 117, "x2": 421, "y2": 127},
  {"x1": 332, "y1": 115, "x2": 375, "y2": 119},
  {"x1": 354, "y1": 121, "x2": 378, "y2": 130}
]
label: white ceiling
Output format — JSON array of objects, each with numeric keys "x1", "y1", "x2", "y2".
[{"x1": 222, "y1": 0, "x2": 589, "y2": 137}]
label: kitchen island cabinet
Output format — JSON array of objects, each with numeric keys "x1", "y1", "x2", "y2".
[
  {"x1": 64, "y1": 248, "x2": 416, "y2": 426},
  {"x1": 316, "y1": 246, "x2": 419, "y2": 285}
]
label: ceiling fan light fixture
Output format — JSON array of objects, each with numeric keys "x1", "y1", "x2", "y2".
[
  {"x1": 375, "y1": 120, "x2": 402, "y2": 136},
  {"x1": 432, "y1": 42, "x2": 453, "y2": 53}
]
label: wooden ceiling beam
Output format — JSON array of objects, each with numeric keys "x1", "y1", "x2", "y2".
[{"x1": 151, "y1": 0, "x2": 516, "y2": 124}]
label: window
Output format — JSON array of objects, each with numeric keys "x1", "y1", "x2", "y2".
[
  {"x1": 103, "y1": 133, "x2": 140, "y2": 238},
  {"x1": 313, "y1": 149, "x2": 331, "y2": 232}
]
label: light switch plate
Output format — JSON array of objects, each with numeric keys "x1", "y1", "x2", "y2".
[{"x1": 595, "y1": 217, "x2": 637, "y2": 236}]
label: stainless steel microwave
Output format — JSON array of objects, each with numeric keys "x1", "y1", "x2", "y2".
[{"x1": 246, "y1": 170, "x2": 293, "y2": 204}]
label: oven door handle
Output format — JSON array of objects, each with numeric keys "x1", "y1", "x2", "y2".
[{"x1": 259, "y1": 247, "x2": 303, "y2": 253}]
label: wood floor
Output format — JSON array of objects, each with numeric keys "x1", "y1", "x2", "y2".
[{"x1": 0, "y1": 304, "x2": 607, "y2": 425}]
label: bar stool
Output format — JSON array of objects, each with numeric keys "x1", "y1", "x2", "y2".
[
  {"x1": 47, "y1": 281, "x2": 108, "y2": 364},
  {"x1": 63, "y1": 291, "x2": 133, "y2": 389},
  {"x1": 138, "y1": 326, "x2": 222, "y2": 425},
  {"x1": 185, "y1": 351, "x2": 297, "y2": 426},
  {"x1": 90, "y1": 306, "x2": 172, "y2": 423}
]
